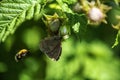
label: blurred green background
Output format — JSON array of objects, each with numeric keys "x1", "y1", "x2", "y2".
[
  {"x1": 0, "y1": 18, "x2": 120, "y2": 80},
  {"x1": 0, "y1": 1, "x2": 120, "y2": 80}
]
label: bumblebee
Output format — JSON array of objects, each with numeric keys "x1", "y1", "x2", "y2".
[{"x1": 15, "y1": 49, "x2": 30, "y2": 62}]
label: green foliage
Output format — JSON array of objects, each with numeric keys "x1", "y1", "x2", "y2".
[
  {"x1": 0, "y1": 62, "x2": 7, "y2": 72},
  {"x1": 56, "y1": 0, "x2": 73, "y2": 13},
  {"x1": 112, "y1": 30, "x2": 120, "y2": 48},
  {"x1": 0, "y1": 0, "x2": 41, "y2": 42},
  {"x1": 107, "y1": 4, "x2": 120, "y2": 47}
]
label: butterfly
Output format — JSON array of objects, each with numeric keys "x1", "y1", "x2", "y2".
[{"x1": 40, "y1": 36, "x2": 62, "y2": 61}]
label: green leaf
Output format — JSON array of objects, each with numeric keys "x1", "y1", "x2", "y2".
[
  {"x1": 112, "y1": 30, "x2": 120, "y2": 48},
  {"x1": 72, "y1": 22, "x2": 80, "y2": 33},
  {"x1": 0, "y1": 0, "x2": 41, "y2": 42},
  {"x1": 56, "y1": 0, "x2": 73, "y2": 13},
  {"x1": 66, "y1": 13, "x2": 87, "y2": 35},
  {"x1": 62, "y1": 0, "x2": 77, "y2": 4}
]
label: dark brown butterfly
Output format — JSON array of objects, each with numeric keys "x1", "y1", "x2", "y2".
[{"x1": 40, "y1": 36, "x2": 62, "y2": 61}]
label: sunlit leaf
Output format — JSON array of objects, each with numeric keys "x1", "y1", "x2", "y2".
[{"x1": 0, "y1": 0, "x2": 41, "y2": 42}]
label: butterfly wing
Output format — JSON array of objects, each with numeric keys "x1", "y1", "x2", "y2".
[
  {"x1": 47, "y1": 41, "x2": 62, "y2": 61},
  {"x1": 40, "y1": 36, "x2": 62, "y2": 61}
]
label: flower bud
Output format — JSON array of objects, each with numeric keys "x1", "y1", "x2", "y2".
[
  {"x1": 88, "y1": 7, "x2": 103, "y2": 22},
  {"x1": 59, "y1": 26, "x2": 69, "y2": 39},
  {"x1": 43, "y1": 13, "x2": 60, "y2": 32},
  {"x1": 49, "y1": 18, "x2": 60, "y2": 32}
]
